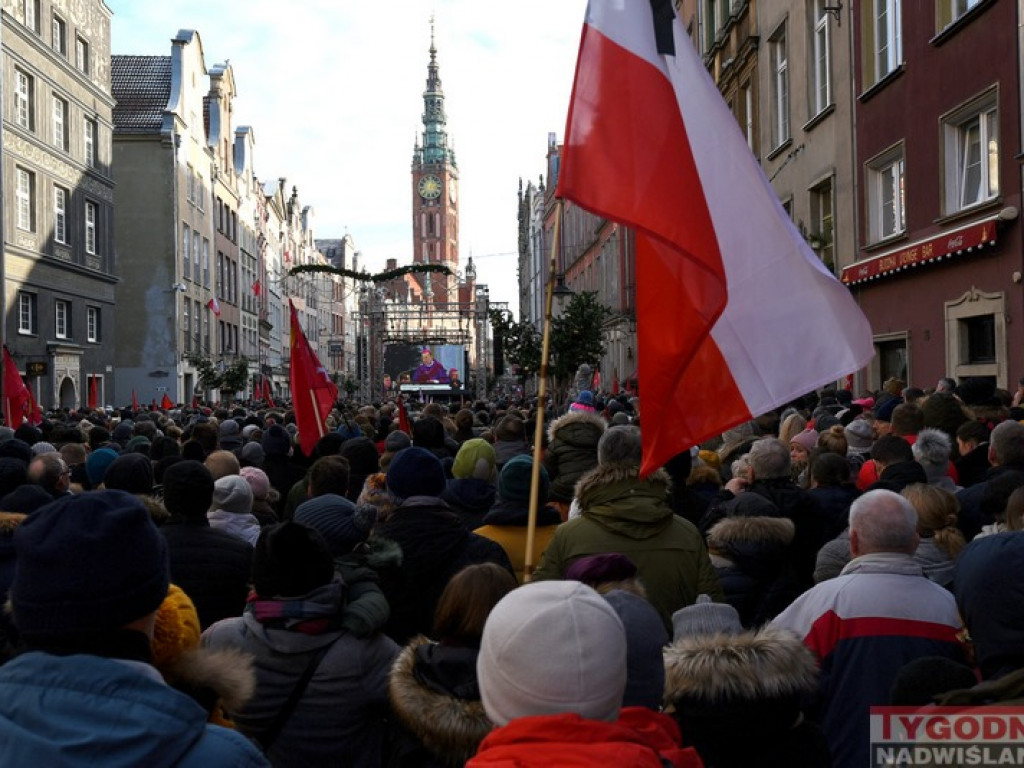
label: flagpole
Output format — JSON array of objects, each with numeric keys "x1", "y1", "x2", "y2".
[
  {"x1": 309, "y1": 389, "x2": 326, "y2": 439},
  {"x1": 523, "y1": 199, "x2": 563, "y2": 583}
]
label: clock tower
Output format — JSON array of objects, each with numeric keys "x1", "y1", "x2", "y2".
[{"x1": 412, "y1": 20, "x2": 459, "y2": 305}]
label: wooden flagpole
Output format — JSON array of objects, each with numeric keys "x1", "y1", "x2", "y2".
[{"x1": 523, "y1": 199, "x2": 563, "y2": 582}]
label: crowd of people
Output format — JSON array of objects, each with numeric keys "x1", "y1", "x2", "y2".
[{"x1": 0, "y1": 374, "x2": 1022, "y2": 766}]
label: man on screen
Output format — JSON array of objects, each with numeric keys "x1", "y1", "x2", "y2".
[{"x1": 413, "y1": 348, "x2": 448, "y2": 384}]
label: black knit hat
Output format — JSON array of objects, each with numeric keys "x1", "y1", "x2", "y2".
[
  {"x1": 0, "y1": 457, "x2": 28, "y2": 498},
  {"x1": 252, "y1": 522, "x2": 334, "y2": 598},
  {"x1": 262, "y1": 424, "x2": 292, "y2": 457},
  {"x1": 102, "y1": 453, "x2": 154, "y2": 495},
  {"x1": 11, "y1": 490, "x2": 170, "y2": 638},
  {"x1": 386, "y1": 446, "x2": 446, "y2": 500},
  {"x1": 162, "y1": 460, "x2": 214, "y2": 519},
  {"x1": 0, "y1": 484, "x2": 53, "y2": 513},
  {"x1": 498, "y1": 455, "x2": 549, "y2": 505},
  {"x1": 294, "y1": 494, "x2": 376, "y2": 557}
]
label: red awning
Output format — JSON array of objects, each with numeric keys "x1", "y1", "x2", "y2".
[{"x1": 841, "y1": 215, "x2": 1001, "y2": 286}]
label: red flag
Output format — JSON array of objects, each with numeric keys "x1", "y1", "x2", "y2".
[
  {"x1": 556, "y1": 2, "x2": 872, "y2": 475},
  {"x1": 25, "y1": 387, "x2": 41, "y2": 426},
  {"x1": 397, "y1": 396, "x2": 411, "y2": 436},
  {"x1": 252, "y1": 279, "x2": 262, "y2": 297},
  {"x1": 132, "y1": 389, "x2": 140, "y2": 412},
  {"x1": 2, "y1": 346, "x2": 31, "y2": 427},
  {"x1": 191, "y1": 392, "x2": 199, "y2": 409},
  {"x1": 208, "y1": 296, "x2": 221, "y2": 317},
  {"x1": 88, "y1": 375, "x2": 98, "y2": 410},
  {"x1": 289, "y1": 300, "x2": 337, "y2": 456},
  {"x1": 161, "y1": 392, "x2": 174, "y2": 410},
  {"x1": 593, "y1": 370, "x2": 602, "y2": 392},
  {"x1": 252, "y1": 375, "x2": 259, "y2": 403},
  {"x1": 262, "y1": 377, "x2": 275, "y2": 407}
]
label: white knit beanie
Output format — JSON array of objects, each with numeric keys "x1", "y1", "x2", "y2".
[{"x1": 477, "y1": 581, "x2": 627, "y2": 726}]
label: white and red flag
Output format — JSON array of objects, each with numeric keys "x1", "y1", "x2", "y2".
[
  {"x1": 556, "y1": 0, "x2": 873, "y2": 476},
  {"x1": 207, "y1": 296, "x2": 221, "y2": 317}
]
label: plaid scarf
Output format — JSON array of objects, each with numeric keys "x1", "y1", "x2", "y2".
[{"x1": 245, "y1": 580, "x2": 345, "y2": 635}]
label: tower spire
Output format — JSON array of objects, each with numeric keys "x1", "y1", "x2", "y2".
[{"x1": 414, "y1": 16, "x2": 455, "y2": 168}]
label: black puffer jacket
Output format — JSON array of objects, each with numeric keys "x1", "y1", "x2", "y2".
[
  {"x1": 664, "y1": 626, "x2": 828, "y2": 768},
  {"x1": 707, "y1": 515, "x2": 801, "y2": 627},
  {"x1": 543, "y1": 411, "x2": 606, "y2": 503},
  {"x1": 377, "y1": 497, "x2": 514, "y2": 644},
  {"x1": 161, "y1": 516, "x2": 253, "y2": 629}
]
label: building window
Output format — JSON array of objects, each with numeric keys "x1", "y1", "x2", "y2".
[
  {"x1": 87, "y1": 306, "x2": 99, "y2": 342},
  {"x1": 75, "y1": 37, "x2": 89, "y2": 74},
  {"x1": 186, "y1": 165, "x2": 195, "y2": 203},
  {"x1": 52, "y1": 95, "x2": 67, "y2": 151},
  {"x1": 18, "y1": 292, "x2": 36, "y2": 335},
  {"x1": 874, "y1": 0, "x2": 902, "y2": 82},
  {"x1": 54, "y1": 186, "x2": 67, "y2": 244},
  {"x1": 84, "y1": 200, "x2": 97, "y2": 255},
  {"x1": 182, "y1": 224, "x2": 191, "y2": 280},
  {"x1": 197, "y1": 178, "x2": 205, "y2": 212},
  {"x1": 769, "y1": 24, "x2": 789, "y2": 149},
  {"x1": 183, "y1": 298, "x2": 191, "y2": 352},
  {"x1": 875, "y1": 335, "x2": 908, "y2": 389},
  {"x1": 16, "y1": 168, "x2": 34, "y2": 232},
  {"x1": 945, "y1": 288, "x2": 1007, "y2": 386},
  {"x1": 84, "y1": 118, "x2": 96, "y2": 168},
  {"x1": 810, "y1": 177, "x2": 835, "y2": 271},
  {"x1": 203, "y1": 239, "x2": 210, "y2": 288},
  {"x1": 812, "y1": 0, "x2": 832, "y2": 115},
  {"x1": 193, "y1": 231, "x2": 200, "y2": 277},
  {"x1": 52, "y1": 15, "x2": 66, "y2": 55},
  {"x1": 55, "y1": 299, "x2": 69, "y2": 339},
  {"x1": 867, "y1": 146, "x2": 905, "y2": 241},
  {"x1": 14, "y1": 70, "x2": 32, "y2": 130},
  {"x1": 741, "y1": 82, "x2": 755, "y2": 153},
  {"x1": 23, "y1": 0, "x2": 38, "y2": 32},
  {"x1": 942, "y1": 92, "x2": 998, "y2": 214}
]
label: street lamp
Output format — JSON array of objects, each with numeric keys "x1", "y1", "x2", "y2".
[{"x1": 552, "y1": 274, "x2": 573, "y2": 319}]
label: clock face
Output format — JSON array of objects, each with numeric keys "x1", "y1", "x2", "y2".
[{"x1": 418, "y1": 175, "x2": 442, "y2": 200}]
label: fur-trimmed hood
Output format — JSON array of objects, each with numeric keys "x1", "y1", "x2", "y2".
[
  {"x1": 663, "y1": 625, "x2": 817, "y2": 705},
  {"x1": 160, "y1": 646, "x2": 256, "y2": 721},
  {"x1": 389, "y1": 635, "x2": 492, "y2": 766},
  {"x1": 546, "y1": 410, "x2": 607, "y2": 447},
  {"x1": 707, "y1": 516, "x2": 795, "y2": 551},
  {"x1": 575, "y1": 463, "x2": 671, "y2": 508}
]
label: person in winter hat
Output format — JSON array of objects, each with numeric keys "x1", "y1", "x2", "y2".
[
  {"x1": 208, "y1": 474, "x2": 260, "y2": 546},
  {"x1": 475, "y1": 456, "x2": 563, "y2": 584},
  {"x1": 378, "y1": 447, "x2": 514, "y2": 644},
  {"x1": 202, "y1": 522, "x2": 398, "y2": 766},
  {"x1": 568, "y1": 390, "x2": 596, "y2": 414},
  {"x1": 0, "y1": 490, "x2": 266, "y2": 766},
  {"x1": 468, "y1": 581, "x2": 701, "y2": 767},
  {"x1": 441, "y1": 438, "x2": 498, "y2": 530},
  {"x1": 161, "y1": 460, "x2": 252, "y2": 630},
  {"x1": 294, "y1": 493, "x2": 389, "y2": 637},
  {"x1": 912, "y1": 428, "x2": 957, "y2": 491}
]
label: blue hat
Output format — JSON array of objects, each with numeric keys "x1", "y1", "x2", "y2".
[
  {"x1": 11, "y1": 490, "x2": 170, "y2": 638},
  {"x1": 294, "y1": 493, "x2": 375, "y2": 557},
  {"x1": 386, "y1": 446, "x2": 446, "y2": 500},
  {"x1": 85, "y1": 447, "x2": 120, "y2": 486},
  {"x1": 578, "y1": 390, "x2": 594, "y2": 406}
]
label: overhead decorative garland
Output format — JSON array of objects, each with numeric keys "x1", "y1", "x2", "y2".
[{"x1": 288, "y1": 263, "x2": 453, "y2": 283}]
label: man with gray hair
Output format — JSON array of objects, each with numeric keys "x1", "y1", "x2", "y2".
[
  {"x1": 772, "y1": 489, "x2": 965, "y2": 768},
  {"x1": 701, "y1": 436, "x2": 821, "y2": 588},
  {"x1": 955, "y1": 419, "x2": 1024, "y2": 539},
  {"x1": 534, "y1": 426, "x2": 722, "y2": 631}
]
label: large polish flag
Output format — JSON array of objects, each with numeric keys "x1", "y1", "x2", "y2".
[{"x1": 556, "y1": 0, "x2": 874, "y2": 476}]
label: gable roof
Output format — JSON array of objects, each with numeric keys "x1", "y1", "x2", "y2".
[{"x1": 112, "y1": 55, "x2": 172, "y2": 134}]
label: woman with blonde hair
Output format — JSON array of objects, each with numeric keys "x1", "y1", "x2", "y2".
[
  {"x1": 902, "y1": 483, "x2": 966, "y2": 588},
  {"x1": 778, "y1": 411, "x2": 808, "y2": 449}
]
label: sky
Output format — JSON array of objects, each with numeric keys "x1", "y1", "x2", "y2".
[{"x1": 106, "y1": 0, "x2": 590, "y2": 314}]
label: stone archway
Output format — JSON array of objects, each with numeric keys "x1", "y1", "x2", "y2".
[{"x1": 58, "y1": 375, "x2": 76, "y2": 410}]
